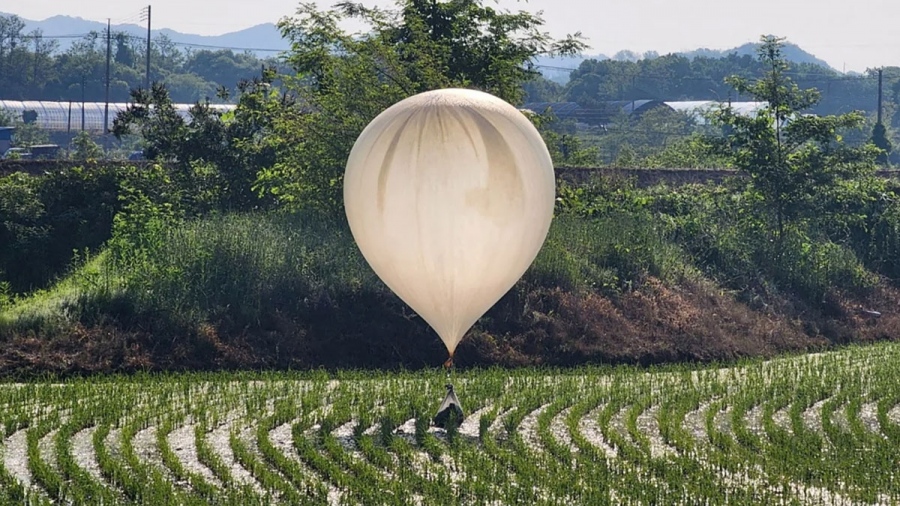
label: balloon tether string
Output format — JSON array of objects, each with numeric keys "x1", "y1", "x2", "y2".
[{"x1": 443, "y1": 354, "x2": 454, "y2": 382}]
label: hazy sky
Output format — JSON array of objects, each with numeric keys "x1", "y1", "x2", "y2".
[{"x1": 4, "y1": 0, "x2": 899, "y2": 72}]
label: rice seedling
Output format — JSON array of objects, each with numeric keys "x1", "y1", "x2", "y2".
[{"x1": 2, "y1": 344, "x2": 900, "y2": 504}]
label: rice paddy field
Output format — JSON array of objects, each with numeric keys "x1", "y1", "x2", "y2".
[{"x1": 2, "y1": 342, "x2": 900, "y2": 505}]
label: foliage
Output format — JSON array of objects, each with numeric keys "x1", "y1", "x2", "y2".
[
  {"x1": 112, "y1": 76, "x2": 281, "y2": 212},
  {"x1": 0, "y1": 13, "x2": 282, "y2": 103},
  {"x1": 527, "y1": 213, "x2": 689, "y2": 295},
  {"x1": 648, "y1": 182, "x2": 877, "y2": 304},
  {"x1": 0, "y1": 173, "x2": 47, "y2": 292},
  {"x1": 70, "y1": 131, "x2": 103, "y2": 160},
  {"x1": 106, "y1": 164, "x2": 184, "y2": 274},
  {"x1": 527, "y1": 111, "x2": 599, "y2": 167},
  {"x1": 576, "y1": 107, "x2": 702, "y2": 166},
  {"x1": 709, "y1": 36, "x2": 878, "y2": 243},
  {"x1": 523, "y1": 74, "x2": 564, "y2": 103},
  {"x1": 110, "y1": 212, "x2": 373, "y2": 328},
  {"x1": 643, "y1": 135, "x2": 734, "y2": 168},
  {"x1": 0, "y1": 163, "x2": 185, "y2": 294},
  {"x1": 871, "y1": 122, "x2": 892, "y2": 165},
  {"x1": 10, "y1": 121, "x2": 50, "y2": 147},
  {"x1": 255, "y1": 0, "x2": 586, "y2": 214},
  {"x1": 565, "y1": 49, "x2": 879, "y2": 117}
]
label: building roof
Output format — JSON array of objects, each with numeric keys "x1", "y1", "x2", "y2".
[
  {"x1": 664, "y1": 100, "x2": 768, "y2": 122},
  {"x1": 520, "y1": 102, "x2": 582, "y2": 117},
  {"x1": 521, "y1": 100, "x2": 669, "y2": 125},
  {"x1": 605, "y1": 100, "x2": 667, "y2": 115},
  {"x1": 0, "y1": 100, "x2": 237, "y2": 133}
]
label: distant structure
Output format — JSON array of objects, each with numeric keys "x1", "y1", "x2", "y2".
[
  {"x1": 522, "y1": 100, "x2": 668, "y2": 125},
  {"x1": 0, "y1": 100, "x2": 237, "y2": 134},
  {"x1": 0, "y1": 127, "x2": 13, "y2": 155},
  {"x1": 664, "y1": 100, "x2": 768, "y2": 124},
  {"x1": 520, "y1": 100, "x2": 768, "y2": 127}
]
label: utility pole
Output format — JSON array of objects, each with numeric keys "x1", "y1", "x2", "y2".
[
  {"x1": 877, "y1": 67, "x2": 884, "y2": 125},
  {"x1": 142, "y1": 5, "x2": 151, "y2": 90},
  {"x1": 104, "y1": 19, "x2": 111, "y2": 134},
  {"x1": 81, "y1": 75, "x2": 86, "y2": 132},
  {"x1": 33, "y1": 34, "x2": 39, "y2": 84}
]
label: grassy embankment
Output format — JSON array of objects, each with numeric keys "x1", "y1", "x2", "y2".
[{"x1": 3, "y1": 165, "x2": 900, "y2": 375}]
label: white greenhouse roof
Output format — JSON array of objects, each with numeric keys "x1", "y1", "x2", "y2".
[
  {"x1": 664, "y1": 100, "x2": 768, "y2": 123},
  {"x1": 0, "y1": 100, "x2": 237, "y2": 133}
]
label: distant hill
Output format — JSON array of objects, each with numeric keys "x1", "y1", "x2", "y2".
[
  {"x1": 680, "y1": 41, "x2": 834, "y2": 69},
  {"x1": 1, "y1": 12, "x2": 290, "y2": 56},
  {"x1": 4, "y1": 13, "x2": 835, "y2": 77},
  {"x1": 535, "y1": 40, "x2": 835, "y2": 83}
]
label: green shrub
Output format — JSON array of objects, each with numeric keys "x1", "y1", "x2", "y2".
[
  {"x1": 527, "y1": 212, "x2": 690, "y2": 295},
  {"x1": 112, "y1": 212, "x2": 376, "y2": 327},
  {"x1": 651, "y1": 182, "x2": 877, "y2": 303},
  {"x1": 0, "y1": 173, "x2": 48, "y2": 291},
  {"x1": 0, "y1": 163, "x2": 183, "y2": 294}
]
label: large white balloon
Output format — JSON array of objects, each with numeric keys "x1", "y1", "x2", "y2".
[{"x1": 344, "y1": 88, "x2": 555, "y2": 357}]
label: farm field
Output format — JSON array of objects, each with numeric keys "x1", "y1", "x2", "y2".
[{"x1": 2, "y1": 343, "x2": 900, "y2": 505}]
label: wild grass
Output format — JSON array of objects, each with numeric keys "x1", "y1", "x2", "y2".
[
  {"x1": 0, "y1": 250, "x2": 126, "y2": 336},
  {"x1": 1, "y1": 176, "x2": 895, "y2": 368},
  {"x1": 528, "y1": 212, "x2": 694, "y2": 294},
  {"x1": 0, "y1": 208, "x2": 696, "y2": 337},
  {"x1": 111, "y1": 212, "x2": 377, "y2": 328}
]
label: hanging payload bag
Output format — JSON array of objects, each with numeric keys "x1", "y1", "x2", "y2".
[{"x1": 433, "y1": 384, "x2": 464, "y2": 429}]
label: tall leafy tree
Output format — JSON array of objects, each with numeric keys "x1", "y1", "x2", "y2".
[
  {"x1": 254, "y1": 0, "x2": 586, "y2": 213},
  {"x1": 710, "y1": 36, "x2": 878, "y2": 243},
  {"x1": 113, "y1": 72, "x2": 283, "y2": 211},
  {"x1": 871, "y1": 122, "x2": 892, "y2": 165}
]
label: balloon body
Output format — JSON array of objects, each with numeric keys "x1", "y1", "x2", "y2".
[{"x1": 344, "y1": 88, "x2": 555, "y2": 357}]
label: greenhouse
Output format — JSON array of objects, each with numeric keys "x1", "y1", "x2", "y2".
[{"x1": 0, "y1": 100, "x2": 236, "y2": 133}]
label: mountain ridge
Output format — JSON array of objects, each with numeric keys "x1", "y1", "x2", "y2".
[
  {"x1": 4, "y1": 12, "x2": 837, "y2": 75},
  {"x1": 535, "y1": 41, "x2": 837, "y2": 83},
  {"x1": 1, "y1": 12, "x2": 290, "y2": 55}
]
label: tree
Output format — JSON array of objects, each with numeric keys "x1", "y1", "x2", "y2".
[
  {"x1": 254, "y1": 0, "x2": 586, "y2": 213},
  {"x1": 871, "y1": 122, "x2": 892, "y2": 165},
  {"x1": 71, "y1": 131, "x2": 103, "y2": 160},
  {"x1": 710, "y1": 35, "x2": 878, "y2": 243},
  {"x1": 523, "y1": 74, "x2": 564, "y2": 103},
  {"x1": 184, "y1": 49, "x2": 266, "y2": 94},
  {"x1": 112, "y1": 83, "x2": 190, "y2": 161},
  {"x1": 594, "y1": 106, "x2": 698, "y2": 164},
  {"x1": 153, "y1": 34, "x2": 184, "y2": 72},
  {"x1": 527, "y1": 110, "x2": 599, "y2": 167},
  {"x1": 0, "y1": 15, "x2": 26, "y2": 87},
  {"x1": 114, "y1": 32, "x2": 134, "y2": 67},
  {"x1": 113, "y1": 71, "x2": 282, "y2": 211},
  {"x1": 11, "y1": 122, "x2": 49, "y2": 147}
]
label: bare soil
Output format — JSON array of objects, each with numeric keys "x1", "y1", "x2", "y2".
[{"x1": 2, "y1": 278, "x2": 899, "y2": 377}]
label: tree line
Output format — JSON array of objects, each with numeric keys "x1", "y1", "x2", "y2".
[
  {"x1": 0, "y1": 14, "x2": 283, "y2": 104},
  {"x1": 525, "y1": 52, "x2": 897, "y2": 119}
]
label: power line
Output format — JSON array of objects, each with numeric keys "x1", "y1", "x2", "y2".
[
  {"x1": 111, "y1": 33, "x2": 285, "y2": 53},
  {"x1": 111, "y1": 10, "x2": 145, "y2": 27},
  {"x1": 17, "y1": 34, "x2": 94, "y2": 40},
  {"x1": 166, "y1": 41, "x2": 284, "y2": 52},
  {"x1": 10, "y1": 32, "x2": 285, "y2": 54}
]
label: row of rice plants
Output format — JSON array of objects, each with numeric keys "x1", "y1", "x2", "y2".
[{"x1": 1, "y1": 345, "x2": 900, "y2": 504}]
